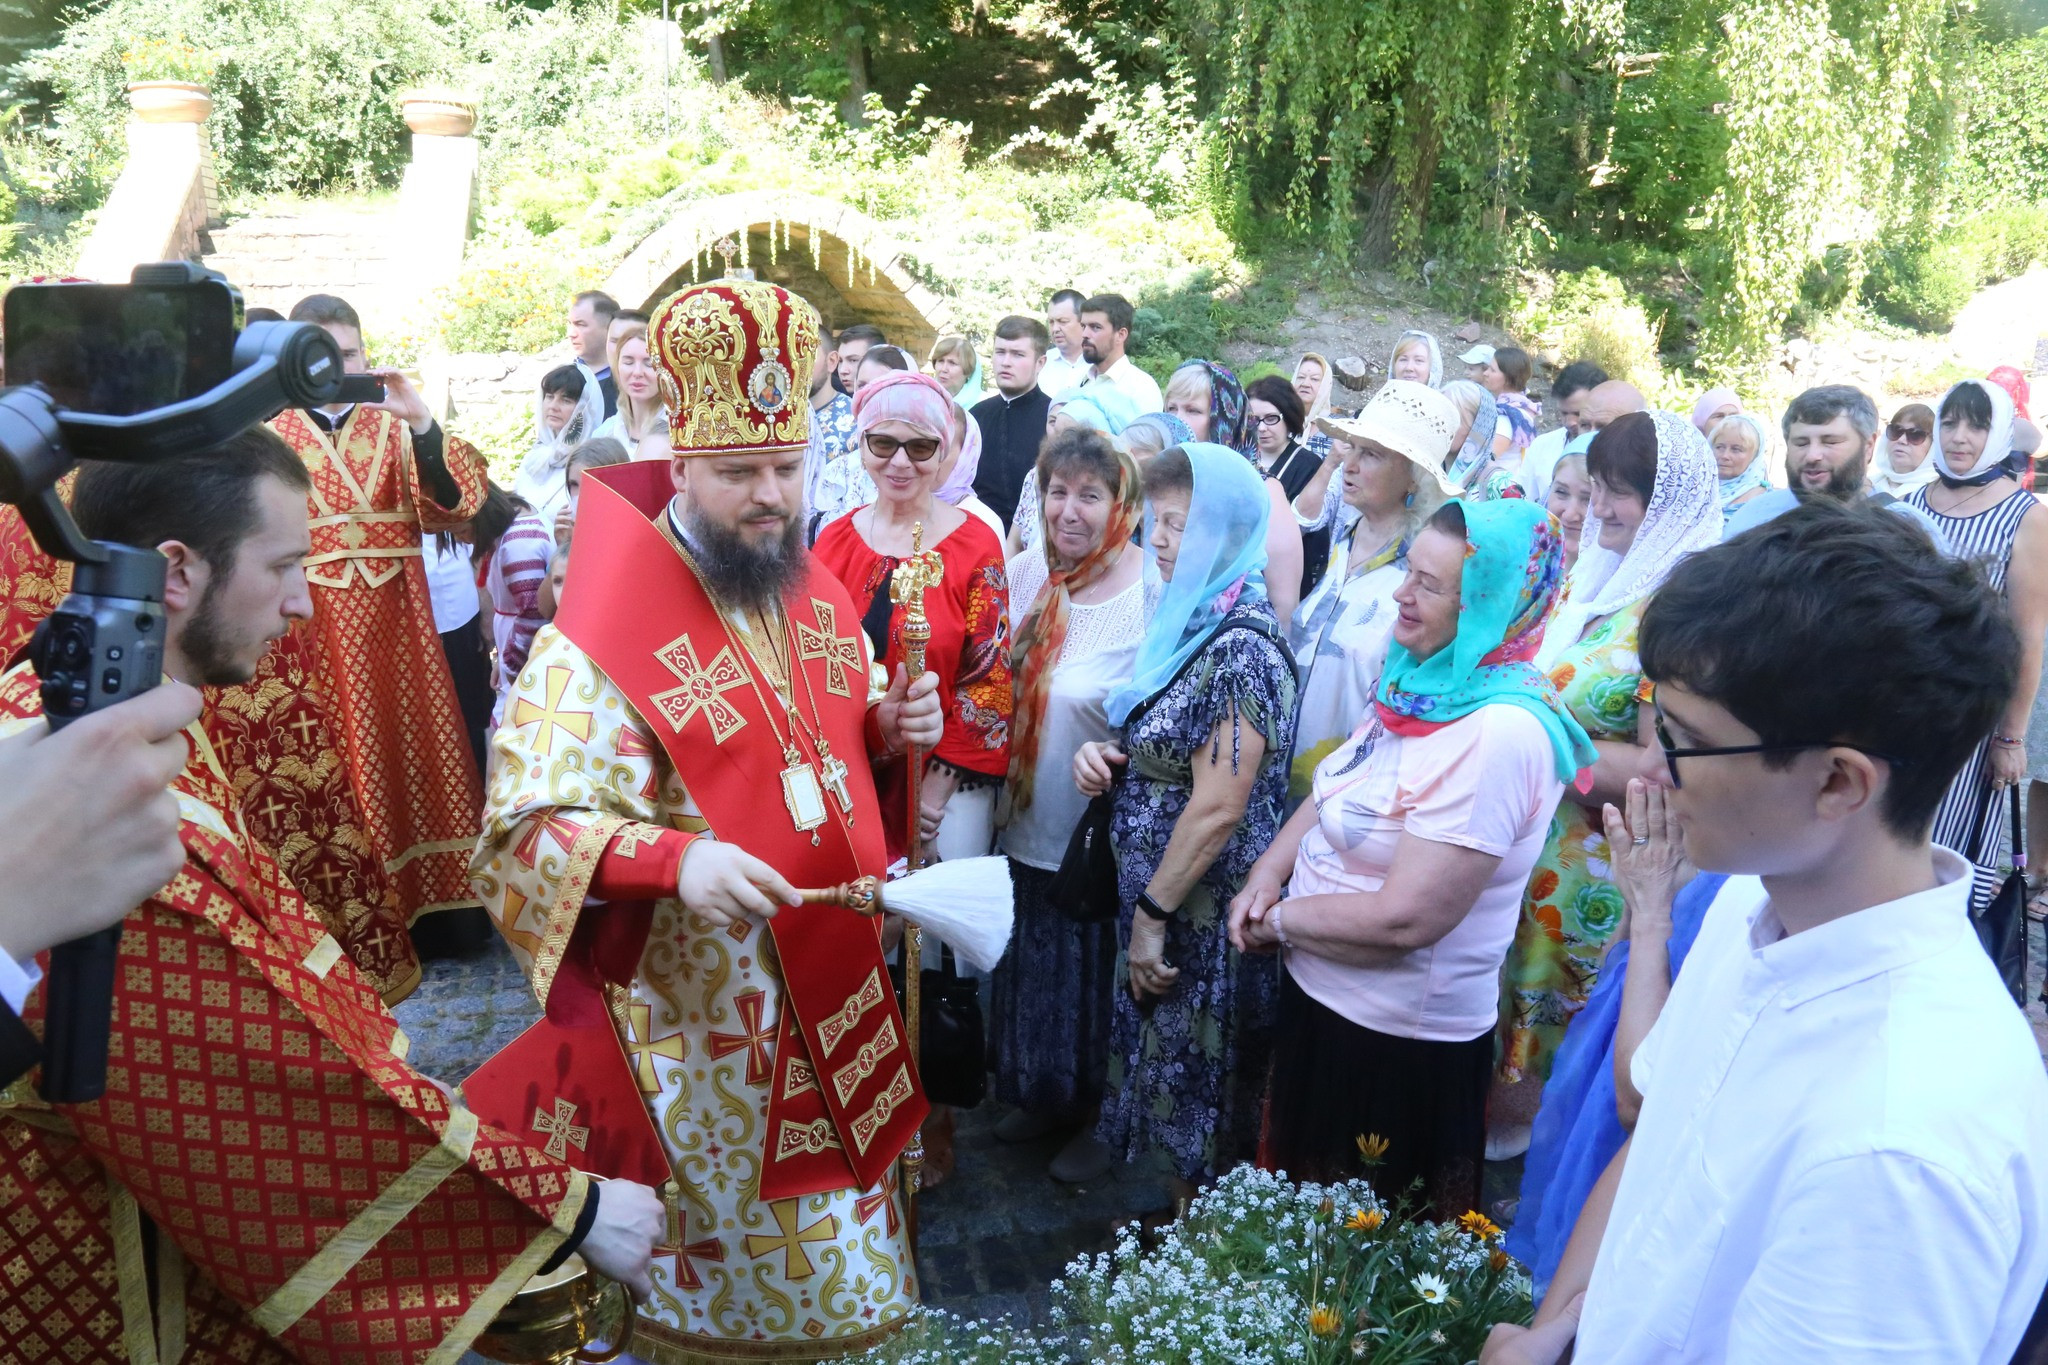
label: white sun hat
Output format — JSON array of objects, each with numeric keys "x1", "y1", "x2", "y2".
[
  {"x1": 1457, "y1": 343, "x2": 1496, "y2": 365},
  {"x1": 1316, "y1": 379, "x2": 1463, "y2": 497}
]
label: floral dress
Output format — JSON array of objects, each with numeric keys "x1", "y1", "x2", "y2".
[
  {"x1": 1498, "y1": 600, "x2": 1647, "y2": 1084},
  {"x1": 1095, "y1": 598, "x2": 1297, "y2": 1181}
]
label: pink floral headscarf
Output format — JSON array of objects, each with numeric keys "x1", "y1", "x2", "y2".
[{"x1": 851, "y1": 370, "x2": 981, "y2": 506}]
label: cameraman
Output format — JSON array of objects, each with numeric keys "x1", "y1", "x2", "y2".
[
  {"x1": 0, "y1": 427, "x2": 661, "y2": 1361},
  {"x1": 0, "y1": 682, "x2": 198, "y2": 1085}
]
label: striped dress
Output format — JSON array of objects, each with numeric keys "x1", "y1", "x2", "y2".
[{"x1": 1907, "y1": 483, "x2": 2037, "y2": 908}]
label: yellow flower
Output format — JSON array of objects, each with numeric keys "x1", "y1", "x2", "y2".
[
  {"x1": 1490, "y1": 1248, "x2": 1513, "y2": 1273},
  {"x1": 1344, "y1": 1207, "x2": 1384, "y2": 1233},
  {"x1": 1308, "y1": 1304, "x2": 1342, "y2": 1337},
  {"x1": 1355, "y1": 1132, "x2": 1390, "y2": 1166},
  {"x1": 1457, "y1": 1210, "x2": 1502, "y2": 1241}
]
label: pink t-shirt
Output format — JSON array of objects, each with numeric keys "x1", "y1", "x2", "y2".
[{"x1": 1285, "y1": 704, "x2": 1565, "y2": 1042}]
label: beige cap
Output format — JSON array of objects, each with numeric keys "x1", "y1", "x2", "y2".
[{"x1": 1317, "y1": 379, "x2": 1462, "y2": 496}]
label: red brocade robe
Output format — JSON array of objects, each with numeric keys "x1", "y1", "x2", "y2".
[
  {"x1": 0, "y1": 498, "x2": 421, "y2": 1003},
  {"x1": 0, "y1": 665, "x2": 588, "y2": 1365},
  {"x1": 270, "y1": 406, "x2": 488, "y2": 922},
  {"x1": 471, "y1": 462, "x2": 925, "y2": 1361}
]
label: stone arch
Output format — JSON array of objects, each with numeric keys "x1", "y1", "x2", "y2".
[{"x1": 600, "y1": 190, "x2": 955, "y2": 363}]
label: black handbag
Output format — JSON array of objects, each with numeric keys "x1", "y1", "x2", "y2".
[
  {"x1": 1049, "y1": 787, "x2": 1120, "y2": 924},
  {"x1": 890, "y1": 943, "x2": 986, "y2": 1108},
  {"x1": 1973, "y1": 783, "x2": 2029, "y2": 1005}
]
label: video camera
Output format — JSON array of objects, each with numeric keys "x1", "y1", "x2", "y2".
[{"x1": 0, "y1": 261, "x2": 352, "y2": 1103}]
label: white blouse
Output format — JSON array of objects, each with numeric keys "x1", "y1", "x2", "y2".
[{"x1": 997, "y1": 546, "x2": 1148, "y2": 869}]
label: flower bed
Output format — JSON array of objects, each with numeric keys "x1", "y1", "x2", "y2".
[{"x1": 862, "y1": 1164, "x2": 1532, "y2": 1364}]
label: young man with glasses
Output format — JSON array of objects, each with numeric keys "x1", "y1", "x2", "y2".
[{"x1": 1484, "y1": 499, "x2": 2048, "y2": 1364}]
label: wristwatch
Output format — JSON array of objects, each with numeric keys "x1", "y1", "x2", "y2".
[{"x1": 1136, "y1": 891, "x2": 1179, "y2": 922}]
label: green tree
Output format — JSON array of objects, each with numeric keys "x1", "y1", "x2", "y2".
[{"x1": 687, "y1": 0, "x2": 964, "y2": 124}]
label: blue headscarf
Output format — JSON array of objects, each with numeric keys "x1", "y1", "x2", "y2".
[
  {"x1": 1375, "y1": 498, "x2": 1596, "y2": 783},
  {"x1": 1106, "y1": 442, "x2": 1271, "y2": 726},
  {"x1": 1053, "y1": 384, "x2": 1140, "y2": 440}
]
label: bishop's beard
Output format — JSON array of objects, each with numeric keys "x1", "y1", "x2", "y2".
[{"x1": 683, "y1": 502, "x2": 806, "y2": 614}]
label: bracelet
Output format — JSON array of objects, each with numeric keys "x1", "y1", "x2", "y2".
[
  {"x1": 1994, "y1": 733, "x2": 2026, "y2": 749},
  {"x1": 1270, "y1": 903, "x2": 1294, "y2": 951},
  {"x1": 1137, "y1": 890, "x2": 1179, "y2": 922}
]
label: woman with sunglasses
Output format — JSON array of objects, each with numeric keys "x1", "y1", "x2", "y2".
[
  {"x1": 1870, "y1": 401, "x2": 1938, "y2": 498},
  {"x1": 813, "y1": 371, "x2": 1015, "y2": 870},
  {"x1": 1491, "y1": 411, "x2": 1720, "y2": 1161}
]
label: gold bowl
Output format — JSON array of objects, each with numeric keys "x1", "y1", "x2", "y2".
[{"x1": 472, "y1": 1254, "x2": 635, "y2": 1364}]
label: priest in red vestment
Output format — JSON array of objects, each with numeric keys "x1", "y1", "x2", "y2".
[
  {"x1": 0, "y1": 487, "x2": 423, "y2": 1003},
  {"x1": 273, "y1": 293, "x2": 489, "y2": 924},
  {"x1": 0, "y1": 427, "x2": 664, "y2": 1363},
  {"x1": 471, "y1": 277, "x2": 944, "y2": 1362}
]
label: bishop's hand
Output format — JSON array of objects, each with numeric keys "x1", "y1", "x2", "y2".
[
  {"x1": 876, "y1": 664, "x2": 942, "y2": 755},
  {"x1": 578, "y1": 1179, "x2": 665, "y2": 1303},
  {"x1": 675, "y1": 839, "x2": 801, "y2": 929}
]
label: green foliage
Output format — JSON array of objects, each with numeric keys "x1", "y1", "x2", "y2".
[
  {"x1": 1864, "y1": 202, "x2": 2048, "y2": 330},
  {"x1": 1511, "y1": 267, "x2": 1666, "y2": 392},
  {"x1": 1954, "y1": 34, "x2": 2048, "y2": 205},
  {"x1": 118, "y1": 35, "x2": 216, "y2": 84}
]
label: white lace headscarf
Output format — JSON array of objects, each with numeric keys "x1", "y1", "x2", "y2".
[{"x1": 1538, "y1": 409, "x2": 1722, "y2": 669}]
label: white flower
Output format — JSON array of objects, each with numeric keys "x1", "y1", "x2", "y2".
[{"x1": 1411, "y1": 1272, "x2": 1450, "y2": 1304}]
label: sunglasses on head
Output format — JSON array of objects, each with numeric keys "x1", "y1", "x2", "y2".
[
  {"x1": 863, "y1": 431, "x2": 943, "y2": 462},
  {"x1": 1886, "y1": 423, "x2": 1930, "y2": 444}
]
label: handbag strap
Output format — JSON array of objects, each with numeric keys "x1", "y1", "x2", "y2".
[
  {"x1": 2012, "y1": 782, "x2": 2027, "y2": 874},
  {"x1": 1122, "y1": 617, "x2": 1291, "y2": 734}
]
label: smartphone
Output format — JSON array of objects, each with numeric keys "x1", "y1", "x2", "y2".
[
  {"x1": 335, "y1": 374, "x2": 387, "y2": 405},
  {"x1": 4, "y1": 276, "x2": 240, "y2": 415}
]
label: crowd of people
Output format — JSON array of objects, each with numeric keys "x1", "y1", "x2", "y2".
[{"x1": 0, "y1": 262, "x2": 2043, "y2": 1364}]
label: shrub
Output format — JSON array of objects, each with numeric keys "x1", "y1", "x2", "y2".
[
  {"x1": 119, "y1": 36, "x2": 217, "y2": 85},
  {"x1": 437, "y1": 242, "x2": 596, "y2": 357},
  {"x1": 1864, "y1": 202, "x2": 2048, "y2": 331},
  {"x1": 1513, "y1": 267, "x2": 1665, "y2": 390}
]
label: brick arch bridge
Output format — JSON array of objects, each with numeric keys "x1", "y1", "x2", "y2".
[{"x1": 599, "y1": 190, "x2": 955, "y2": 363}]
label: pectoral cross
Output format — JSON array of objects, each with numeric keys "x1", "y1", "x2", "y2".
[{"x1": 817, "y1": 747, "x2": 852, "y2": 818}]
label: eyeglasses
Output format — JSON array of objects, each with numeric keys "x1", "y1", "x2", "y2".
[
  {"x1": 863, "y1": 432, "x2": 942, "y2": 462},
  {"x1": 1249, "y1": 413, "x2": 1287, "y2": 429},
  {"x1": 1651, "y1": 703, "x2": 1909, "y2": 789},
  {"x1": 1886, "y1": 424, "x2": 1930, "y2": 444}
]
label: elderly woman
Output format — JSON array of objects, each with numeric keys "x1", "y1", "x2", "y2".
[
  {"x1": 1691, "y1": 386, "x2": 1741, "y2": 435},
  {"x1": 1908, "y1": 379, "x2": 2048, "y2": 911},
  {"x1": 1293, "y1": 352, "x2": 1335, "y2": 460},
  {"x1": 1008, "y1": 386, "x2": 1141, "y2": 556},
  {"x1": 1123, "y1": 411, "x2": 1194, "y2": 466},
  {"x1": 813, "y1": 372, "x2": 1014, "y2": 867},
  {"x1": 928, "y1": 333, "x2": 984, "y2": 407},
  {"x1": 1543, "y1": 438, "x2": 1593, "y2": 575},
  {"x1": 990, "y1": 427, "x2": 1149, "y2": 1176},
  {"x1": 1442, "y1": 379, "x2": 1523, "y2": 500},
  {"x1": 819, "y1": 377, "x2": 1003, "y2": 542},
  {"x1": 1708, "y1": 411, "x2": 1772, "y2": 524},
  {"x1": 1871, "y1": 401, "x2": 1938, "y2": 497},
  {"x1": 1163, "y1": 358, "x2": 1250, "y2": 451},
  {"x1": 1233, "y1": 497, "x2": 1586, "y2": 1219},
  {"x1": 1493, "y1": 411, "x2": 1719, "y2": 1152},
  {"x1": 1389, "y1": 329, "x2": 1443, "y2": 387},
  {"x1": 1073, "y1": 444, "x2": 1298, "y2": 1193},
  {"x1": 1287, "y1": 380, "x2": 1458, "y2": 805}
]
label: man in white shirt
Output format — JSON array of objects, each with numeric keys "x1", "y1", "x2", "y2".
[
  {"x1": 1040, "y1": 287, "x2": 1091, "y2": 397},
  {"x1": 1077, "y1": 292, "x2": 1163, "y2": 414},
  {"x1": 566, "y1": 288, "x2": 619, "y2": 417},
  {"x1": 1516, "y1": 359, "x2": 1606, "y2": 500},
  {"x1": 1485, "y1": 499, "x2": 2048, "y2": 1365}
]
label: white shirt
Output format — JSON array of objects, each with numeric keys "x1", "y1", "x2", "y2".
[
  {"x1": 1085, "y1": 355, "x2": 1163, "y2": 414},
  {"x1": 1039, "y1": 349, "x2": 1092, "y2": 398},
  {"x1": 1577, "y1": 852, "x2": 2048, "y2": 1363},
  {"x1": 1518, "y1": 426, "x2": 1569, "y2": 502},
  {"x1": 420, "y1": 538, "x2": 480, "y2": 633},
  {"x1": 1283, "y1": 706, "x2": 1564, "y2": 1040},
  {"x1": 0, "y1": 946, "x2": 38, "y2": 1015}
]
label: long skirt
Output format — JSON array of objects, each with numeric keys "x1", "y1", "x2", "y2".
[
  {"x1": 988, "y1": 859, "x2": 1117, "y2": 1118},
  {"x1": 1261, "y1": 970, "x2": 1492, "y2": 1223},
  {"x1": 1930, "y1": 733, "x2": 2001, "y2": 913},
  {"x1": 1095, "y1": 881, "x2": 1277, "y2": 1182}
]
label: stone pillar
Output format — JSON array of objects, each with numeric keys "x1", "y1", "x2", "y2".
[
  {"x1": 396, "y1": 91, "x2": 481, "y2": 418},
  {"x1": 74, "y1": 100, "x2": 215, "y2": 281}
]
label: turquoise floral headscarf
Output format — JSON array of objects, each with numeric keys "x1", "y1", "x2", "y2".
[
  {"x1": 1106, "y1": 442, "x2": 1272, "y2": 726},
  {"x1": 1375, "y1": 498, "x2": 1596, "y2": 783}
]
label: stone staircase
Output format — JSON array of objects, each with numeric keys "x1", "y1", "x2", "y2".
[{"x1": 198, "y1": 201, "x2": 409, "y2": 325}]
